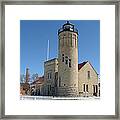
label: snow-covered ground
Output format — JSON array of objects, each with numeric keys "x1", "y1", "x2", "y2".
[{"x1": 20, "y1": 95, "x2": 100, "y2": 100}]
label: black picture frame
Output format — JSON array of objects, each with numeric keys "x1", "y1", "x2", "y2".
[{"x1": 0, "y1": 0, "x2": 119, "y2": 119}]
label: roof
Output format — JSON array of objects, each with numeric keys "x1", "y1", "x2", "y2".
[
  {"x1": 78, "y1": 61, "x2": 88, "y2": 70},
  {"x1": 63, "y1": 21, "x2": 74, "y2": 26},
  {"x1": 44, "y1": 58, "x2": 58, "y2": 64},
  {"x1": 31, "y1": 76, "x2": 44, "y2": 85}
]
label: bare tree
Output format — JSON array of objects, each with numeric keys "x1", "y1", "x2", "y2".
[
  {"x1": 31, "y1": 73, "x2": 38, "y2": 81},
  {"x1": 20, "y1": 74, "x2": 25, "y2": 83}
]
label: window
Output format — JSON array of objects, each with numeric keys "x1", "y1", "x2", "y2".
[
  {"x1": 55, "y1": 72, "x2": 58, "y2": 80},
  {"x1": 88, "y1": 71, "x2": 90, "y2": 79},
  {"x1": 62, "y1": 54, "x2": 64, "y2": 62},
  {"x1": 64, "y1": 84, "x2": 65, "y2": 86},
  {"x1": 50, "y1": 73, "x2": 52, "y2": 79},
  {"x1": 99, "y1": 90, "x2": 100, "y2": 96},
  {"x1": 55, "y1": 72, "x2": 58, "y2": 87},
  {"x1": 93, "y1": 85, "x2": 95, "y2": 93},
  {"x1": 83, "y1": 84, "x2": 85, "y2": 92},
  {"x1": 65, "y1": 56, "x2": 68, "y2": 64},
  {"x1": 96, "y1": 85, "x2": 98, "y2": 93},
  {"x1": 48, "y1": 72, "x2": 52, "y2": 79},
  {"x1": 48, "y1": 85, "x2": 49, "y2": 95},
  {"x1": 59, "y1": 77, "x2": 61, "y2": 87},
  {"x1": 69, "y1": 59, "x2": 71, "y2": 67},
  {"x1": 50, "y1": 85, "x2": 51, "y2": 91},
  {"x1": 99, "y1": 83, "x2": 100, "y2": 87},
  {"x1": 48, "y1": 73, "x2": 49, "y2": 79},
  {"x1": 70, "y1": 35, "x2": 72, "y2": 47},
  {"x1": 86, "y1": 85, "x2": 88, "y2": 92}
]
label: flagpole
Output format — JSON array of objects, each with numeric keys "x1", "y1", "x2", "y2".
[{"x1": 47, "y1": 40, "x2": 49, "y2": 61}]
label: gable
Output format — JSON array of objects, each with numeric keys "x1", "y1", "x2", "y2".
[{"x1": 78, "y1": 61, "x2": 98, "y2": 75}]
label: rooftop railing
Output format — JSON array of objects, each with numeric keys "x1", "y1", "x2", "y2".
[{"x1": 58, "y1": 27, "x2": 78, "y2": 34}]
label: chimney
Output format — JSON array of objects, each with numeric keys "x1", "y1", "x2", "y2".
[{"x1": 25, "y1": 68, "x2": 29, "y2": 83}]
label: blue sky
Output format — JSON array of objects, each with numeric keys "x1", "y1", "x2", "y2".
[{"x1": 20, "y1": 20, "x2": 100, "y2": 76}]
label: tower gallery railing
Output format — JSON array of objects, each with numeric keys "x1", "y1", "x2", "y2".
[{"x1": 58, "y1": 28, "x2": 78, "y2": 34}]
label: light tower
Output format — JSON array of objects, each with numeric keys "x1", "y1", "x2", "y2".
[{"x1": 57, "y1": 21, "x2": 79, "y2": 97}]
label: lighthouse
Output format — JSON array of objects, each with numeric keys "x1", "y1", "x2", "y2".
[{"x1": 57, "y1": 21, "x2": 79, "y2": 97}]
